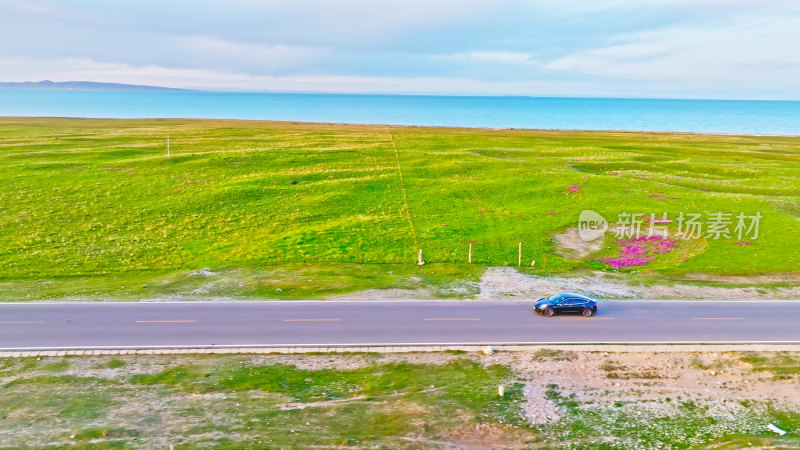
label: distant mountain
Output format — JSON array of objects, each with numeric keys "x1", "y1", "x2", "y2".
[{"x1": 0, "y1": 80, "x2": 192, "y2": 92}]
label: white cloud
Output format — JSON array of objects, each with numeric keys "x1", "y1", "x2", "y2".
[
  {"x1": 545, "y1": 14, "x2": 800, "y2": 89},
  {"x1": 0, "y1": 57, "x2": 260, "y2": 88},
  {"x1": 171, "y1": 35, "x2": 324, "y2": 72},
  {"x1": 0, "y1": 57, "x2": 612, "y2": 95},
  {"x1": 448, "y1": 51, "x2": 538, "y2": 66},
  {"x1": 2, "y1": 1, "x2": 799, "y2": 98}
]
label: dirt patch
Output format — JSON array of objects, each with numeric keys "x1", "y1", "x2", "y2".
[
  {"x1": 327, "y1": 266, "x2": 800, "y2": 301},
  {"x1": 436, "y1": 421, "x2": 532, "y2": 449},
  {"x1": 495, "y1": 350, "x2": 800, "y2": 414},
  {"x1": 329, "y1": 287, "x2": 436, "y2": 301},
  {"x1": 553, "y1": 227, "x2": 605, "y2": 259},
  {"x1": 678, "y1": 271, "x2": 800, "y2": 284},
  {"x1": 478, "y1": 267, "x2": 638, "y2": 299},
  {"x1": 3, "y1": 350, "x2": 800, "y2": 448},
  {"x1": 642, "y1": 282, "x2": 800, "y2": 300},
  {"x1": 279, "y1": 395, "x2": 368, "y2": 410},
  {"x1": 521, "y1": 383, "x2": 561, "y2": 424},
  {"x1": 476, "y1": 267, "x2": 800, "y2": 300}
]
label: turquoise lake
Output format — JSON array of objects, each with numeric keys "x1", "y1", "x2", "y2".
[{"x1": 1, "y1": 89, "x2": 798, "y2": 135}]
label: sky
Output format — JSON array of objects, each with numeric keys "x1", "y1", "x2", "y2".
[{"x1": 1, "y1": 0, "x2": 799, "y2": 99}]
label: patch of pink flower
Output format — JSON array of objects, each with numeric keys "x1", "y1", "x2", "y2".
[
  {"x1": 596, "y1": 236, "x2": 678, "y2": 269},
  {"x1": 567, "y1": 184, "x2": 581, "y2": 193}
]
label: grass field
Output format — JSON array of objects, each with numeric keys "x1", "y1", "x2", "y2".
[
  {"x1": 1, "y1": 117, "x2": 799, "y2": 300},
  {"x1": 0, "y1": 355, "x2": 531, "y2": 448},
  {"x1": 1, "y1": 352, "x2": 799, "y2": 448}
]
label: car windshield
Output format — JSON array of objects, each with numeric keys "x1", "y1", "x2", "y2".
[{"x1": 547, "y1": 294, "x2": 565, "y2": 302}]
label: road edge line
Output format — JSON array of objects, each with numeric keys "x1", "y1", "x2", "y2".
[{"x1": 3, "y1": 343, "x2": 800, "y2": 358}]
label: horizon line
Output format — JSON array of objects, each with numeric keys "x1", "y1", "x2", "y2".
[{"x1": 1, "y1": 80, "x2": 799, "y2": 102}]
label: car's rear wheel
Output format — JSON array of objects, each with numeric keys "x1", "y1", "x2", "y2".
[
  {"x1": 582, "y1": 308, "x2": 594, "y2": 317},
  {"x1": 543, "y1": 308, "x2": 555, "y2": 317}
]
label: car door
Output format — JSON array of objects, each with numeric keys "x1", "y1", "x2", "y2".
[
  {"x1": 570, "y1": 298, "x2": 589, "y2": 313},
  {"x1": 560, "y1": 298, "x2": 580, "y2": 313}
]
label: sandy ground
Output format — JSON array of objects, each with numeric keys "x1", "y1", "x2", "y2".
[
  {"x1": 2, "y1": 348, "x2": 798, "y2": 448},
  {"x1": 331, "y1": 266, "x2": 800, "y2": 301},
  {"x1": 359, "y1": 349, "x2": 800, "y2": 426},
  {"x1": 58, "y1": 350, "x2": 800, "y2": 428},
  {"x1": 477, "y1": 267, "x2": 800, "y2": 300}
]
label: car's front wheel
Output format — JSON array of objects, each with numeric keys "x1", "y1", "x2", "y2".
[
  {"x1": 582, "y1": 308, "x2": 594, "y2": 317},
  {"x1": 543, "y1": 308, "x2": 555, "y2": 317}
]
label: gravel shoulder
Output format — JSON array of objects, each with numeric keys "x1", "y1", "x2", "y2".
[{"x1": 331, "y1": 266, "x2": 800, "y2": 301}]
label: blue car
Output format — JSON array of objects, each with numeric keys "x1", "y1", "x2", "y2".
[{"x1": 533, "y1": 293, "x2": 598, "y2": 317}]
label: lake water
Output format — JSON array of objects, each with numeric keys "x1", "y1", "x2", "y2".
[{"x1": 1, "y1": 89, "x2": 798, "y2": 135}]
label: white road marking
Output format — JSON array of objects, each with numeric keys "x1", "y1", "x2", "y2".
[
  {"x1": 282, "y1": 318, "x2": 341, "y2": 322},
  {"x1": 691, "y1": 317, "x2": 744, "y2": 320},
  {"x1": 424, "y1": 318, "x2": 480, "y2": 321},
  {"x1": 2, "y1": 340, "x2": 800, "y2": 351},
  {"x1": 135, "y1": 320, "x2": 196, "y2": 323}
]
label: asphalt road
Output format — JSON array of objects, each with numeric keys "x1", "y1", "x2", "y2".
[{"x1": 1, "y1": 300, "x2": 799, "y2": 350}]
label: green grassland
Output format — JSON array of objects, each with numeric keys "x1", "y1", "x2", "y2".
[
  {"x1": 741, "y1": 352, "x2": 800, "y2": 380},
  {"x1": 1, "y1": 354, "x2": 798, "y2": 448},
  {"x1": 0, "y1": 356, "x2": 533, "y2": 448},
  {"x1": 1, "y1": 117, "x2": 799, "y2": 299}
]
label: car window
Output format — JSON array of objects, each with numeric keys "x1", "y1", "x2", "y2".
[{"x1": 562, "y1": 299, "x2": 580, "y2": 305}]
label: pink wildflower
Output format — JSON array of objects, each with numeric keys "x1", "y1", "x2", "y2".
[{"x1": 596, "y1": 236, "x2": 678, "y2": 269}]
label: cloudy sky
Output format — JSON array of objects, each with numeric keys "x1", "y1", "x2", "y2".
[{"x1": 1, "y1": 0, "x2": 799, "y2": 99}]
